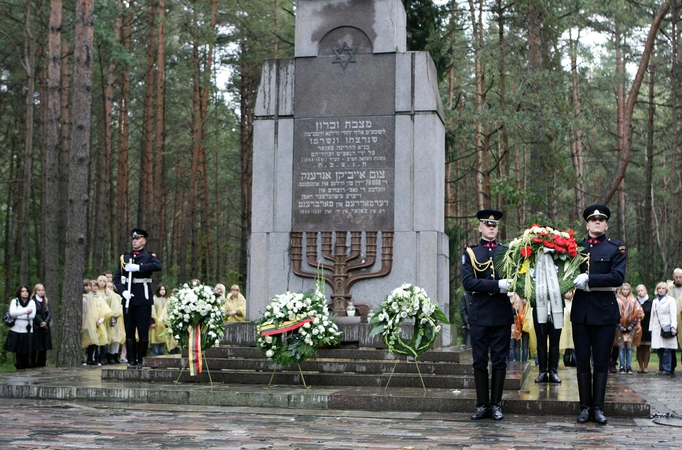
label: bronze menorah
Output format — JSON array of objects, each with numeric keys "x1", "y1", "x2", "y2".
[{"x1": 290, "y1": 231, "x2": 394, "y2": 314}]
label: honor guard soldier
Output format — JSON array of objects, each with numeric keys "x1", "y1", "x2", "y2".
[
  {"x1": 113, "y1": 228, "x2": 162, "y2": 368},
  {"x1": 571, "y1": 204, "x2": 626, "y2": 425},
  {"x1": 461, "y1": 209, "x2": 514, "y2": 421}
]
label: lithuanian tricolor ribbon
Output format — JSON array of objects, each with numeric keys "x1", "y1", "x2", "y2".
[
  {"x1": 258, "y1": 313, "x2": 314, "y2": 336},
  {"x1": 188, "y1": 324, "x2": 202, "y2": 376}
]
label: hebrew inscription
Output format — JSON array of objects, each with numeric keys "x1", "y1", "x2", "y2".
[{"x1": 293, "y1": 116, "x2": 395, "y2": 231}]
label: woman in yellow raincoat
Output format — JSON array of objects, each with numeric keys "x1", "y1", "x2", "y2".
[
  {"x1": 82, "y1": 279, "x2": 112, "y2": 366},
  {"x1": 150, "y1": 285, "x2": 170, "y2": 356},
  {"x1": 101, "y1": 278, "x2": 125, "y2": 364},
  {"x1": 224, "y1": 285, "x2": 246, "y2": 322}
]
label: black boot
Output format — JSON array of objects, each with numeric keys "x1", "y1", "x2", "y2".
[
  {"x1": 535, "y1": 346, "x2": 548, "y2": 382},
  {"x1": 564, "y1": 349, "x2": 576, "y2": 367},
  {"x1": 126, "y1": 339, "x2": 137, "y2": 368},
  {"x1": 548, "y1": 346, "x2": 561, "y2": 383},
  {"x1": 592, "y1": 372, "x2": 608, "y2": 425},
  {"x1": 137, "y1": 340, "x2": 149, "y2": 367},
  {"x1": 99, "y1": 346, "x2": 108, "y2": 365},
  {"x1": 576, "y1": 372, "x2": 592, "y2": 424},
  {"x1": 470, "y1": 370, "x2": 491, "y2": 420},
  {"x1": 86, "y1": 345, "x2": 98, "y2": 366},
  {"x1": 490, "y1": 369, "x2": 506, "y2": 421}
]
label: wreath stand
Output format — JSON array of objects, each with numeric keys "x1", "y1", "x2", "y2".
[
  {"x1": 174, "y1": 350, "x2": 214, "y2": 386},
  {"x1": 267, "y1": 364, "x2": 310, "y2": 389},
  {"x1": 385, "y1": 353, "x2": 426, "y2": 392}
]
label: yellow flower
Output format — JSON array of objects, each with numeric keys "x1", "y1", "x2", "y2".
[{"x1": 520, "y1": 259, "x2": 530, "y2": 274}]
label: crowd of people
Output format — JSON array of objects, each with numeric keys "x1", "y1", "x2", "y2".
[{"x1": 3, "y1": 228, "x2": 247, "y2": 370}]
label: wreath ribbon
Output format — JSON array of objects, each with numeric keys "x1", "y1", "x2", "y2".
[
  {"x1": 535, "y1": 249, "x2": 564, "y2": 327},
  {"x1": 258, "y1": 314, "x2": 313, "y2": 336},
  {"x1": 188, "y1": 324, "x2": 202, "y2": 376}
]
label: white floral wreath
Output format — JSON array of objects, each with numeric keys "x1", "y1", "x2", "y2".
[
  {"x1": 369, "y1": 283, "x2": 450, "y2": 357},
  {"x1": 256, "y1": 286, "x2": 342, "y2": 367},
  {"x1": 164, "y1": 283, "x2": 224, "y2": 351}
]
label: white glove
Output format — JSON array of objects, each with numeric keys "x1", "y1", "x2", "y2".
[
  {"x1": 122, "y1": 291, "x2": 133, "y2": 300},
  {"x1": 498, "y1": 279, "x2": 512, "y2": 293},
  {"x1": 124, "y1": 263, "x2": 140, "y2": 272},
  {"x1": 573, "y1": 273, "x2": 589, "y2": 290}
]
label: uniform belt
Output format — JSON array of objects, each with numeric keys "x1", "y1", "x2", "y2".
[
  {"x1": 131, "y1": 278, "x2": 153, "y2": 299},
  {"x1": 588, "y1": 286, "x2": 617, "y2": 292},
  {"x1": 132, "y1": 278, "x2": 153, "y2": 284}
]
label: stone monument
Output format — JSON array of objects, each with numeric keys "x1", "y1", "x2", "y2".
[{"x1": 248, "y1": 0, "x2": 450, "y2": 344}]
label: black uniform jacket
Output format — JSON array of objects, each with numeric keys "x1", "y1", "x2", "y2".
[
  {"x1": 113, "y1": 249, "x2": 162, "y2": 307},
  {"x1": 570, "y1": 234, "x2": 625, "y2": 325},
  {"x1": 461, "y1": 240, "x2": 514, "y2": 327}
]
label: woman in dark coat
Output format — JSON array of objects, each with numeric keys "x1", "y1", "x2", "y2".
[
  {"x1": 31, "y1": 284, "x2": 53, "y2": 367},
  {"x1": 635, "y1": 284, "x2": 653, "y2": 373}
]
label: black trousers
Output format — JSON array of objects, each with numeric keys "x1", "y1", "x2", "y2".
[
  {"x1": 532, "y1": 307, "x2": 562, "y2": 353},
  {"x1": 572, "y1": 322, "x2": 616, "y2": 374},
  {"x1": 124, "y1": 304, "x2": 152, "y2": 341},
  {"x1": 470, "y1": 324, "x2": 510, "y2": 372}
]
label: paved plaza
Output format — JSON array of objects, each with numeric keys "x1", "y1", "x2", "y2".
[{"x1": 0, "y1": 368, "x2": 681, "y2": 449}]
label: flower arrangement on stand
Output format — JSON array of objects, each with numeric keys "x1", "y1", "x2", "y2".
[
  {"x1": 164, "y1": 283, "x2": 224, "y2": 383},
  {"x1": 369, "y1": 283, "x2": 450, "y2": 390},
  {"x1": 255, "y1": 271, "x2": 342, "y2": 388}
]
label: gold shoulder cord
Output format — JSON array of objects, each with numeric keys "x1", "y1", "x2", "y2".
[
  {"x1": 120, "y1": 254, "x2": 127, "y2": 271},
  {"x1": 466, "y1": 247, "x2": 494, "y2": 278}
]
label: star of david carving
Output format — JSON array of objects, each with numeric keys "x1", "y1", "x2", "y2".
[{"x1": 332, "y1": 41, "x2": 357, "y2": 70}]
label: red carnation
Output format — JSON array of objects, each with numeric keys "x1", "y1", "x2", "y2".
[
  {"x1": 531, "y1": 237, "x2": 544, "y2": 244},
  {"x1": 543, "y1": 241, "x2": 555, "y2": 249},
  {"x1": 520, "y1": 246, "x2": 533, "y2": 258}
]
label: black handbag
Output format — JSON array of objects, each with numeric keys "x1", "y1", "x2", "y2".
[
  {"x1": 3, "y1": 299, "x2": 18, "y2": 327},
  {"x1": 661, "y1": 325, "x2": 674, "y2": 339},
  {"x1": 655, "y1": 307, "x2": 675, "y2": 338}
]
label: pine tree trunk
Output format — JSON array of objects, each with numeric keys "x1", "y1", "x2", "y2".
[
  {"x1": 139, "y1": 0, "x2": 156, "y2": 231},
  {"x1": 116, "y1": 0, "x2": 133, "y2": 253},
  {"x1": 44, "y1": 0, "x2": 63, "y2": 355},
  {"x1": 239, "y1": 41, "x2": 255, "y2": 285},
  {"x1": 19, "y1": 0, "x2": 36, "y2": 283},
  {"x1": 58, "y1": 38, "x2": 71, "y2": 264},
  {"x1": 153, "y1": 0, "x2": 166, "y2": 259},
  {"x1": 645, "y1": 63, "x2": 656, "y2": 285},
  {"x1": 58, "y1": 0, "x2": 94, "y2": 367},
  {"x1": 569, "y1": 35, "x2": 585, "y2": 221}
]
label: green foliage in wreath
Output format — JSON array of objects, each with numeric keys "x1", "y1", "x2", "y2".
[{"x1": 369, "y1": 284, "x2": 450, "y2": 357}]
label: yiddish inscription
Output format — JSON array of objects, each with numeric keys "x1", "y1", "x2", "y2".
[{"x1": 293, "y1": 116, "x2": 395, "y2": 231}]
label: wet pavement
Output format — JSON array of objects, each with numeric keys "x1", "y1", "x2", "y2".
[{"x1": 0, "y1": 366, "x2": 681, "y2": 449}]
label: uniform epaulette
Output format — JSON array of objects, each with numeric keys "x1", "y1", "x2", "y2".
[{"x1": 606, "y1": 238, "x2": 626, "y2": 254}]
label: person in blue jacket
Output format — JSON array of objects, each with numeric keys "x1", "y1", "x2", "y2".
[
  {"x1": 571, "y1": 204, "x2": 626, "y2": 425},
  {"x1": 461, "y1": 209, "x2": 514, "y2": 421}
]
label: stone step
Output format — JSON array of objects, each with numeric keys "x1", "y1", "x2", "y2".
[
  {"x1": 142, "y1": 353, "x2": 474, "y2": 375},
  {"x1": 0, "y1": 366, "x2": 650, "y2": 418},
  {"x1": 201, "y1": 345, "x2": 473, "y2": 364},
  {"x1": 101, "y1": 365, "x2": 526, "y2": 390}
]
